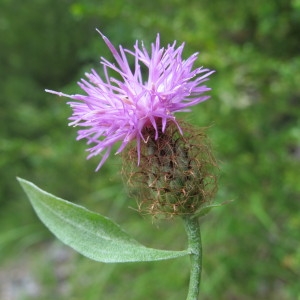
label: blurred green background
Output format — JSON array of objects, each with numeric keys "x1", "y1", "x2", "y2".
[{"x1": 1, "y1": 0, "x2": 300, "y2": 299}]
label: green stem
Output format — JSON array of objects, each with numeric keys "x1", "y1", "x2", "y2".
[{"x1": 183, "y1": 216, "x2": 202, "y2": 300}]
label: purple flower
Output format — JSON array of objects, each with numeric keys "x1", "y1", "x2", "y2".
[{"x1": 46, "y1": 31, "x2": 214, "y2": 171}]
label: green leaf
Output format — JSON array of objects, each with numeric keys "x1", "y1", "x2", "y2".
[
  {"x1": 193, "y1": 200, "x2": 234, "y2": 218},
  {"x1": 17, "y1": 177, "x2": 188, "y2": 263}
]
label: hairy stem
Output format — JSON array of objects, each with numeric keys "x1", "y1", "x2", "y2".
[{"x1": 183, "y1": 216, "x2": 202, "y2": 300}]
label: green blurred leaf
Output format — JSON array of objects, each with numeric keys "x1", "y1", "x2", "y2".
[
  {"x1": 17, "y1": 177, "x2": 188, "y2": 263},
  {"x1": 193, "y1": 200, "x2": 234, "y2": 218}
]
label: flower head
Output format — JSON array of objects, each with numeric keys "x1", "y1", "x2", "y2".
[{"x1": 46, "y1": 31, "x2": 214, "y2": 170}]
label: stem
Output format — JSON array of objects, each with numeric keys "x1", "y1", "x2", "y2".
[{"x1": 183, "y1": 216, "x2": 202, "y2": 300}]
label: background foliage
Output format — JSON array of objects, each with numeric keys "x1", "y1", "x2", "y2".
[{"x1": 1, "y1": 0, "x2": 299, "y2": 299}]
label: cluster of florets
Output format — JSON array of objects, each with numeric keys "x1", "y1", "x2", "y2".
[
  {"x1": 47, "y1": 32, "x2": 218, "y2": 218},
  {"x1": 46, "y1": 32, "x2": 214, "y2": 171}
]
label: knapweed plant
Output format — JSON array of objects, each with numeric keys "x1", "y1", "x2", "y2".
[{"x1": 18, "y1": 31, "x2": 225, "y2": 299}]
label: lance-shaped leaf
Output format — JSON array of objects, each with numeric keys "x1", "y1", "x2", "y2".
[
  {"x1": 17, "y1": 178, "x2": 189, "y2": 263},
  {"x1": 193, "y1": 200, "x2": 234, "y2": 219}
]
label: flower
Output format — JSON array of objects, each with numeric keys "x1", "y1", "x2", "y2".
[{"x1": 46, "y1": 31, "x2": 214, "y2": 171}]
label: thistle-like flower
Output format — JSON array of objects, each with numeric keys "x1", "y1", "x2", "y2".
[{"x1": 46, "y1": 31, "x2": 214, "y2": 170}]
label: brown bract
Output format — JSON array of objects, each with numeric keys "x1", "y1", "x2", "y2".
[{"x1": 122, "y1": 121, "x2": 218, "y2": 219}]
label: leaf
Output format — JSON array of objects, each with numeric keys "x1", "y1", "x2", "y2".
[
  {"x1": 193, "y1": 200, "x2": 234, "y2": 218},
  {"x1": 17, "y1": 177, "x2": 189, "y2": 263}
]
